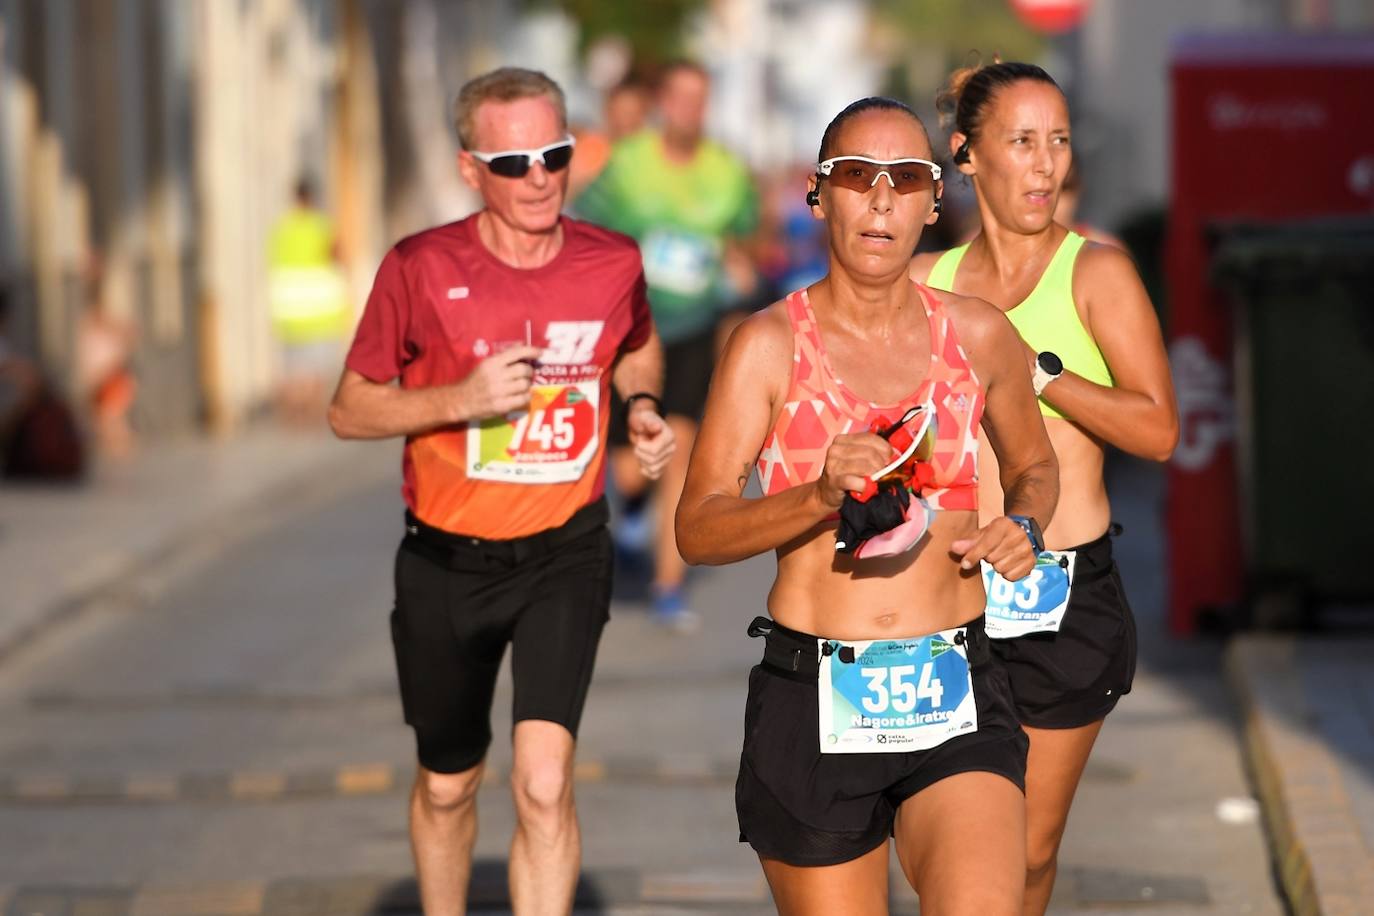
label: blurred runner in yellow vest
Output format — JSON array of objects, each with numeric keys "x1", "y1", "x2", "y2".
[{"x1": 269, "y1": 177, "x2": 350, "y2": 425}]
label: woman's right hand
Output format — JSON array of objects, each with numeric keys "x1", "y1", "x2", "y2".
[{"x1": 816, "y1": 432, "x2": 894, "y2": 509}]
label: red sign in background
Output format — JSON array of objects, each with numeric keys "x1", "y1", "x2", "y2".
[
  {"x1": 1009, "y1": 0, "x2": 1093, "y2": 35},
  {"x1": 1167, "y1": 34, "x2": 1374, "y2": 632}
]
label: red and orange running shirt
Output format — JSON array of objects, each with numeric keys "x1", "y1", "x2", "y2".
[{"x1": 346, "y1": 214, "x2": 652, "y2": 540}]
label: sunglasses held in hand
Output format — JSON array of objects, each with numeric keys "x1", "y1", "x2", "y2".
[
  {"x1": 835, "y1": 404, "x2": 939, "y2": 560},
  {"x1": 469, "y1": 137, "x2": 576, "y2": 178}
]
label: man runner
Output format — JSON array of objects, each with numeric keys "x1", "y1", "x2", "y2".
[
  {"x1": 329, "y1": 67, "x2": 673, "y2": 915},
  {"x1": 575, "y1": 60, "x2": 758, "y2": 628}
]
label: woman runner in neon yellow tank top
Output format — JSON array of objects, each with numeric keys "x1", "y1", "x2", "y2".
[{"x1": 911, "y1": 61, "x2": 1179, "y2": 916}]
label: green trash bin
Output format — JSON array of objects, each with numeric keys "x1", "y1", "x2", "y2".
[{"x1": 1211, "y1": 217, "x2": 1374, "y2": 625}]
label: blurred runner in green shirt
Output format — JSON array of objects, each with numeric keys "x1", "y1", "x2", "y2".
[{"x1": 575, "y1": 60, "x2": 759, "y2": 630}]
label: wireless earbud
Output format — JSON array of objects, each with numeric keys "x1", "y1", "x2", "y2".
[
  {"x1": 805, "y1": 188, "x2": 820, "y2": 207},
  {"x1": 953, "y1": 141, "x2": 970, "y2": 165}
]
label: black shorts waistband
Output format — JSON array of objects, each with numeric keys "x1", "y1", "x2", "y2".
[
  {"x1": 404, "y1": 497, "x2": 608, "y2": 567},
  {"x1": 1058, "y1": 521, "x2": 1121, "y2": 584},
  {"x1": 749, "y1": 615, "x2": 991, "y2": 682}
]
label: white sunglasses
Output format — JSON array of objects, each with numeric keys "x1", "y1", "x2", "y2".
[
  {"x1": 469, "y1": 136, "x2": 577, "y2": 177},
  {"x1": 817, "y1": 156, "x2": 942, "y2": 194}
]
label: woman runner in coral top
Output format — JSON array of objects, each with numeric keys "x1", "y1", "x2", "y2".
[{"x1": 677, "y1": 97, "x2": 1058, "y2": 914}]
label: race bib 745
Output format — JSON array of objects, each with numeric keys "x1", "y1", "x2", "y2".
[{"x1": 467, "y1": 381, "x2": 599, "y2": 484}]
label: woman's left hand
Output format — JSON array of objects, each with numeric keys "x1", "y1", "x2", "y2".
[{"x1": 951, "y1": 517, "x2": 1036, "y2": 581}]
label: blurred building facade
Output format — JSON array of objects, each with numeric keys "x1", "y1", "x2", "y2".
[
  {"x1": 1, "y1": 0, "x2": 1368, "y2": 439},
  {"x1": 0, "y1": 0, "x2": 513, "y2": 437},
  {"x1": 1074, "y1": 0, "x2": 1374, "y2": 231}
]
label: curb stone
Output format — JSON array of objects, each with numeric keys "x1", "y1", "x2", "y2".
[{"x1": 1226, "y1": 635, "x2": 1374, "y2": 916}]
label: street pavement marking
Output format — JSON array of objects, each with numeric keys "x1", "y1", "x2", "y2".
[
  {"x1": 0, "y1": 752, "x2": 1146, "y2": 808},
  {"x1": 3, "y1": 871, "x2": 777, "y2": 915},
  {"x1": 129, "y1": 881, "x2": 264, "y2": 916},
  {"x1": 573, "y1": 759, "x2": 606, "y2": 782},
  {"x1": 335, "y1": 762, "x2": 395, "y2": 795},
  {"x1": 19, "y1": 665, "x2": 745, "y2": 710},
  {"x1": 260, "y1": 876, "x2": 400, "y2": 915},
  {"x1": 653, "y1": 755, "x2": 716, "y2": 783},
  {"x1": 61, "y1": 887, "x2": 134, "y2": 916},
  {"x1": 641, "y1": 872, "x2": 768, "y2": 903},
  {"x1": 14, "y1": 774, "x2": 70, "y2": 800},
  {"x1": 228, "y1": 771, "x2": 288, "y2": 800},
  {"x1": 7, "y1": 889, "x2": 78, "y2": 916},
  {"x1": 0, "y1": 756, "x2": 764, "y2": 806}
]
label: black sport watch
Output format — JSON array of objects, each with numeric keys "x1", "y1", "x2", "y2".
[
  {"x1": 1007, "y1": 514, "x2": 1045, "y2": 553},
  {"x1": 1031, "y1": 351, "x2": 1063, "y2": 397}
]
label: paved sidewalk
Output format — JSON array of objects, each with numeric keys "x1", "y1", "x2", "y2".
[
  {"x1": 1228, "y1": 635, "x2": 1374, "y2": 916},
  {"x1": 0, "y1": 426, "x2": 394, "y2": 663}
]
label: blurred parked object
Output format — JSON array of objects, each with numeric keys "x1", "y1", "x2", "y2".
[
  {"x1": 1210, "y1": 218, "x2": 1374, "y2": 629},
  {"x1": 0, "y1": 289, "x2": 39, "y2": 448},
  {"x1": 1166, "y1": 34, "x2": 1374, "y2": 633},
  {"x1": 0, "y1": 287, "x2": 83, "y2": 482}
]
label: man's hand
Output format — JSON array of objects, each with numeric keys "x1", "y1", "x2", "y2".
[
  {"x1": 951, "y1": 517, "x2": 1036, "y2": 581},
  {"x1": 815, "y1": 432, "x2": 894, "y2": 509},
  {"x1": 627, "y1": 405, "x2": 674, "y2": 480},
  {"x1": 454, "y1": 345, "x2": 542, "y2": 421}
]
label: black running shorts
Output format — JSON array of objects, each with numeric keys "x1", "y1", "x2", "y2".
[
  {"x1": 389, "y1": 499, "x2": 612, "y2": 774},
  {"x1": 609, "y1": 324, "x2": 717, "y2": 445},
  {"x1": 736, "y1": 615, "x2": 1028, "y2": 867},
  {"x1": 991, "y1": 528, "x2": 1137, "y2": 729}
]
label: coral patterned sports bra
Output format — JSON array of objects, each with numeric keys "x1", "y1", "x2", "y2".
[{"x1": 756, "y1": 283, "x2": 983, "y2": 511}]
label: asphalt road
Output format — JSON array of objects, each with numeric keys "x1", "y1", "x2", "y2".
[{"x1": 0, "y1": 453, "x2": 1285, "y2": 914}]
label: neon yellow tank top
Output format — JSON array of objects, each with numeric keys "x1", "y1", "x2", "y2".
[
  {"x1": 926, "y1": 231, "x2": 1112, "y2": 420},
  {"x1": 268, "y1": 207, "x2": 349, "y2": 344}
]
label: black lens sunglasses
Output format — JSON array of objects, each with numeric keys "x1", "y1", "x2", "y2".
[{"x1": 469, "y1": 137, "x2": 576, "y2": 178}]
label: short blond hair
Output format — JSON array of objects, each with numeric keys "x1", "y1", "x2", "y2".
[{"x1": 453, "y1": 67, "x2": 567, "y2": 150}]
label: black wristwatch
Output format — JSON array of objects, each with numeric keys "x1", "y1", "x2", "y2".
[
  {"x1": 1008, "y1": 514, "x2": 1045, "y2": 553},
  {"x1": 623, "y1": 392, "x2": 663, "y2": 420},
  {"x1": 1031, "y1": 351, "x2": 1063, "y2": 396}
]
